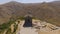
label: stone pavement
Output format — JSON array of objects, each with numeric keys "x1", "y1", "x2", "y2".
[{"x1": 20, "y1": 27, "x2": 38, "y2": 34}]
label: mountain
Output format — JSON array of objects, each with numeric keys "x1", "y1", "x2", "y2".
[{"x1": 0, "y1": 1, "x2": 60, "y2": 26}]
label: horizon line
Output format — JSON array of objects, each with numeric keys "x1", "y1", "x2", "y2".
[{"x1": 0, "y1": 1, "x2": 56, "y2": 4}]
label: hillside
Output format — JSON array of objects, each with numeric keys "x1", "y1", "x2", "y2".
[{"x1": 0, "y1": 1, "x2": 60, "y2": 26}]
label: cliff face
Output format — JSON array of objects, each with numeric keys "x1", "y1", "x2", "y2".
[{"x1": 0, "y1": 1, "x2": 60, "y2": 26}]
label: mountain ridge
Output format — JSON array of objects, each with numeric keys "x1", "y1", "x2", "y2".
[{"x1": 0, "y1": 1, "x2": 60, "y2": 26}]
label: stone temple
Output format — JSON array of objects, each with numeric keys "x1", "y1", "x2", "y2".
[{"x1": 23, "y1": 11, "x2": 33, "y2": 27}]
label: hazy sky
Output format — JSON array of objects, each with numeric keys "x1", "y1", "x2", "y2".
[{"x1": 0, "y1": 0, "x2": 57, "y2": 4}]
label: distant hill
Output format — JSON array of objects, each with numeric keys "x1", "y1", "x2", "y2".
[{"x1": 0, "y1": 1, "x2": 60, "y2": 26}]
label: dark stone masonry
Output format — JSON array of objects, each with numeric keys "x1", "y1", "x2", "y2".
[{"x1": 23, "y1": 16, "x2": 33, "y2": 27}]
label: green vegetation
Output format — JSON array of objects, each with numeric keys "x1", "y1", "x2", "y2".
[
  {"x1": 6, "y1": 28, "x2": 11, "y2": 34},
  {"x1": 0, "y1": 19, "x2": 15, "y2": 31},
  {"x1": 0, "y1": 18, "x2": 16, "y2": 34},
  {"x1": 0, "y1": 16, "x2": 25, "y2": 34}
]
